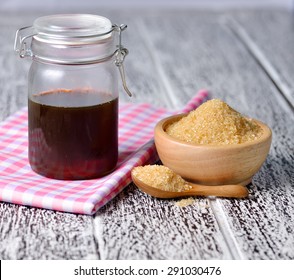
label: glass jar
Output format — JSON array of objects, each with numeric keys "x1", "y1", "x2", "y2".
[{"x1": 14, "y1": 14, "x2": 132, "y2": 180}]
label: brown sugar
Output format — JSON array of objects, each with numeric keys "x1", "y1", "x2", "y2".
[
  {"x1": 174, "y1": 198, "x2": 195, "y2": 207},
  {"x1": 166, "y1": 99, "x2": 263, "y2": 145},
  {"x1": 132, "y1": 165, "x2": 192, "y2": 192}
]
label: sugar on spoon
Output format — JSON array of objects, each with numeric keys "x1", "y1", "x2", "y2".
[{"x1": 131, "y1": 165, "x2": 249, "y2": 199}]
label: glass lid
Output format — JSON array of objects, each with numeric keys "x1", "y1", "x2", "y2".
[{"x1": 33, "y1": 14, "x2": 113, "y2": 38}]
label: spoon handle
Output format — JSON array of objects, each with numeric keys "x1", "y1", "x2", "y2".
[
  {"x1": 188, "y1": 183, "x2": 249, "y2": 198},
  {"x1": 133, "y1": 175, "x2": 249, "y2": 198}
]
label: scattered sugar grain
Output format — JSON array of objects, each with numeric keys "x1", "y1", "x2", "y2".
[
  {"x1": 166, "y1": 99, "x2": 263, "y2": 145},
  {"x1": 175, "y1": 198, "x2": 195, "y2": 207},
  {"x1": 132, "y1": 165, "x2": 192, "y2": 192}
]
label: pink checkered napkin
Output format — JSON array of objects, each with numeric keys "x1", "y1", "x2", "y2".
[{"x1": 0, "y1": 90, "x2": 208, "y2": 215}]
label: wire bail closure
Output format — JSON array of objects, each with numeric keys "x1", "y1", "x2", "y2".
[
  {"x1": 14, "y1": 26, "x2": 35, "y2": 58},
  {"x1": 114, "y1": 24, "x2": 132, "y2": 97},
  {"x1": 14, "y1": 22, "x2": 132, "y2": 97}
]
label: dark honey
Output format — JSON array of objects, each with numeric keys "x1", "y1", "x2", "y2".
[{"x1": 28, "y1": 89, "x2": 118, "y2": 180}]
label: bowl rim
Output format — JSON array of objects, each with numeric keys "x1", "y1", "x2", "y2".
[{"x1": 155, "y1": 113, "x2": 272, "y2": 149}]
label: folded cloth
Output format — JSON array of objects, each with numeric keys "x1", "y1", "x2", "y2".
[{"x1": 0, "y1": 90, "x2": 208, "y2": 215}]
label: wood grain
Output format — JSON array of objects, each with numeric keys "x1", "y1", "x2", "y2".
[
  {"x1": 0, "y1": 9, "x2": 293, "y2": 260},
  {"x1": 93, "y1": 11, "x2": 234, "y2": 260},
  {"x1": 0, "y1": 202, "x2": 98, "y2": 259},
  {"x1": 154, "y1": 115, "x2": 271, "y2": 187},
  {"x1": 231, "y1": 9, "x2": 294, "y2": 108},
  {"x1": 95, "y1": 184, "x2": 231, "y2": 259},
  {"x1": 137, "y1": 10, "x2": 294, "y2": 259}
]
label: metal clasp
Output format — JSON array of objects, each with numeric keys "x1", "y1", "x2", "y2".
[
  {"x1": 14, "y1": 26, "x2": 35, "y2": 58},
  {"x1": 114, "y1": 24, "x2": 132, "y2": 97}
]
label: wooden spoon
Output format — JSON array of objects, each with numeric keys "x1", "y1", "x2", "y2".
[{"x1": 132, "y1": 172, "x2": 249, "y2": 199}]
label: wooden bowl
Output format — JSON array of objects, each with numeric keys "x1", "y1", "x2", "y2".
[{"x1": 154, "y1": 114, "x2": 272, "y2": 186}]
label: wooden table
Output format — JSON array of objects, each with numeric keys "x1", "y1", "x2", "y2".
[{"x1": 0, "y1": 8, "x2": 293, "y2": 260}]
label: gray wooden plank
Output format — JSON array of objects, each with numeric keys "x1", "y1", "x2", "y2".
[
  {"x1": 1, "y1": 9, "x2": 293, "y2": 260},
  {"x1": 224, "y1": 10, "x2": 294, "y2": 259},
  {"x1": 0, "y1": 202, "x2": 98, "y2": 259},
  {"x1": 95, "y1": 185, "x2": 231, "y2": 259},
  {"x1": 0, "y1": 20, "x2": 28, "y2": 120},
  {"x1": 230, "y1": 9, "x2": 294, "y2": 108},
  {"x1": 93, "y1": 11, "x2": 234, "y2": 260},
  {"x1": 137, "y1": 10, "x2": 294, "y2": 259}
]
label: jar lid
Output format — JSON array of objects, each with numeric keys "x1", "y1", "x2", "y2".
[
  {"x1": 14, "y1": 14, "x2": 132, "y2": 96},
  {"x1": 26, "y1": 14, "x2": 117, "y2": 63},
  {"x1": 33, "y1": 14, "x2": 113, "y2": 40}
]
